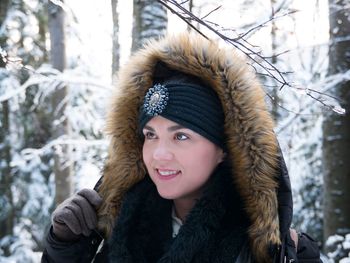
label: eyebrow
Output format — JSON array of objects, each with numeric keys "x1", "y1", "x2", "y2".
[{"x1": 143, "y1": 124, "x2": 186, "y2": 132}]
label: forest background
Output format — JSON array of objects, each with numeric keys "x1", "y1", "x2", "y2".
[{"x1": 0, "y1": 0, "x2": 349, "y2": 262}]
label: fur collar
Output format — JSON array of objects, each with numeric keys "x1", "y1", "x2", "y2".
[
  {"x1": 97, "y1": 33, "x2": 285, "y2": 262},
  {"x1": 108, "y1": 165, "x2": 249, "y2": 262}
]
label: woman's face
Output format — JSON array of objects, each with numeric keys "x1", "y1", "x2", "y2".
[{"x1": 142, "y1": 116, "x2": 224, "y2": 202}]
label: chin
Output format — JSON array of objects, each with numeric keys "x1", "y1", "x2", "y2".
[{"x1": 157, "y1": 189, "x2": 177, "y2": 200}]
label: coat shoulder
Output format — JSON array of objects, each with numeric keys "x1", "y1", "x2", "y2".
[{"x1": 278, "y1": 232, "x2": 322, "y2": 263}]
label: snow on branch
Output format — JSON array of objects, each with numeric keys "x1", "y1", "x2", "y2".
[
  {"x1": 20, "y1": 136, "x2": 108, "y2": 162},
  {"x1": 0, "y1": 61, "x2": 112, "y2": 103},
  {"x1": 276, "y1": 70, "x2": 350, "y2": 133},
  {"x1": 293, "y1": 69, "x2": 350, "y2": 115}
]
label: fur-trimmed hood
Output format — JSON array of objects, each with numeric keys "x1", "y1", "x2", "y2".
[{"x1": 97, "y1": 33, "x2": 293, "y2": 262}]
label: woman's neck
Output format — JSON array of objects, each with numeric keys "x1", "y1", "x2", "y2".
[{"x1": 173, "y1": 197, "x2": 197, "y2": 222}]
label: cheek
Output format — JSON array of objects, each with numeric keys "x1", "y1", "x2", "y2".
[
  {"x1": 183, "y1": 147, "x2": 219, "y2": 171},
  {"x1": 142, "y1": 145, "x2": 152, "y2": 168}
]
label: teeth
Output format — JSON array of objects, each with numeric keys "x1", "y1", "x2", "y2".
[{"x1": 158, "y1": 170, "x2": 179, "y2": 176}]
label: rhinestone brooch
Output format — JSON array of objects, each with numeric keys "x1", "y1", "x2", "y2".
[{"x1": 143, "y1": 83, "x2": 169, "y2": 116}]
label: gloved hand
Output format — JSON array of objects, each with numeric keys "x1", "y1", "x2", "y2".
[
  {"x1": 290, "y1": 229, "x2": 299, "y2": 251},
  {"x1": 51, "y1": 189, "x2": 103, "y2": 241}
]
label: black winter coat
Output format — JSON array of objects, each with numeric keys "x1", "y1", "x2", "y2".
[{"x1": 42, "y1": 164, "x2": 321, "y2": 262}]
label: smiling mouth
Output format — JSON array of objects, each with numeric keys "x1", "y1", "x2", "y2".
[{"x1": 156, "y1": 169, "x2": 181, "y2": 179}]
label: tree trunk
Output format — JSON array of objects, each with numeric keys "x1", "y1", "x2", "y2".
[
  {"x1": 187, "y1": 0, "x2": 193, "y2": 31},
  {"x1": 111, "y1": 0, "x2": 120, "y2": 81},
  {"x1": 48, "y1": 0, "x2": 73, "y2": 205},
  {"x1": 132, "y1": 0, "x2": 168, "y2": 52},
  {"x1": 0, "y1": 101, "x2": 14, "y2": 253},
  {"x1": 269, "y1": 0, "x2": 281, "y2": 121},
  {"x1": 0, "y1": 0, "x2": 10, "y2": 27},
  {"x1": 0, "y1": 0, "x2": 14, "y2": 249},
  {"x1": 323, "y1": 0, "x2": 350, "y2": 249}
]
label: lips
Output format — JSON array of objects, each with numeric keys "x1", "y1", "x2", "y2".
[{"x1": 156, "y1": 169, "x2": 181, "y2": 180}]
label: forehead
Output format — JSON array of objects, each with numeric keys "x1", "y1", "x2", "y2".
[
  {"x1": 145, "y1": 116, "x2": 178, "y2": 126},
  {"x1": 144, "y1": 116, "x2": 187, "y2": 131}
]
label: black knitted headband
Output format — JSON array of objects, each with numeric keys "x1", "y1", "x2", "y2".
[{"x1": 139, "y1": 76, "x2": 225, "y2": 149}]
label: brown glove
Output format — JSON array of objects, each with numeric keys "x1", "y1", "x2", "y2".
[{"x1": 52, "y1": 189, "x2": 103, "y2": 241}]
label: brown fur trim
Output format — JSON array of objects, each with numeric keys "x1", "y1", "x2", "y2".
[{"x1": 97, "y1": 33, "x2": 280, "y2": 262}]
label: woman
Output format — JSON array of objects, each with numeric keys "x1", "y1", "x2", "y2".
[{"x1": 42, "y1": 33, "x2": 321, "y2": 262}]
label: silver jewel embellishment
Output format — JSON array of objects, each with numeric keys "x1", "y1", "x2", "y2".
[{"x1": 143, "y1": 83, "x2": 169, "y2": 116}]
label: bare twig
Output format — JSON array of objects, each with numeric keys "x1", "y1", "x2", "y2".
[
  {"x1": 201, "y1": 5, "x2": 222, "y2": 20},
  {"x1": 158, "y1": 0, "x2": 208, "y2": 39},
  {"x1": 157, "y1": 0, "x2": 291, "y2": 89},
  {"x1": 179, "y1": 0, "x2": 190, "y2": 5},
  {"x1": 157, "y1": 0, "x2": 345, "y2": 114}
]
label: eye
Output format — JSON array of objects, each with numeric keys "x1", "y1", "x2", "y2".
[
  {"x1": 144, "y1": 131, "x2": 157, "y2": 140},
  {"x1": 175, "y1": 132, "x2": 189, "y2": 141}
]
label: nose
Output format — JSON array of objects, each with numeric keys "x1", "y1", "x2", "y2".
[{"x1": 153, "y1": 140, "x2": 173, "y2": 161}]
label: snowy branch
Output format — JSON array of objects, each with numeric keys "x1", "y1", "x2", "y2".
[
  {"x1": 20, "y1": 136, "x2": 108, "y2": 161},
  {"x1": 276, "y1": 70, "x2": 350, "y2": 133},
  {"x1": 0, "y1": 66, "x2": 112, "y2": 103}
]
